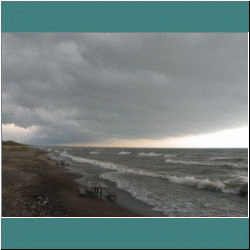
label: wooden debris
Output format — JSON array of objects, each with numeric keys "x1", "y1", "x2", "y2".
[{"x1": 78, "y1": 187, "x2": 87, "y2": 197}]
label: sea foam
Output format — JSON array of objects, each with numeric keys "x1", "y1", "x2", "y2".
[
  {"x1": 89, "y1": 151, "x2": 100, "y2": 154},
  {"x1": 117, "y1": 151, "x2": 131, "y2": 155},
  {"x1": 164, "y1": 158, "x2": 242, "y2": 169},
  {"x1": 138, "y1": 152, "x2": 162, "y2": 157},
  {"x1": 60, "y1": 151, "x2": 245, "y2": 195}
]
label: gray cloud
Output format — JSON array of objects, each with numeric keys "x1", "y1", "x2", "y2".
[{"x1": 1, "y1": 33, "x2": 248, "y2": 145}]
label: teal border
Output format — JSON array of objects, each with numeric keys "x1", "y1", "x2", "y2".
[
  {"x1": 1, "y1": 218, "x2": 249, "y2": 249},
  {"x1": 1, "y1": 1, "x2": 249, "y2": 32},
  {"x1": 1, "y1": 1, "x2": 249, "y2": 249}
]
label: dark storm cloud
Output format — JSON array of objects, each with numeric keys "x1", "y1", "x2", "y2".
[{"x1": 1, "y1": 33, "x2": 248, "y2": 145}]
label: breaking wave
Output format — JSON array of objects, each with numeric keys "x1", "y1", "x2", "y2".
[
  {"x1": 162, "y1": 154, "x2": 177, "y2": 158},
  {"x1": 138, "y1": 152, "x2": 162, "y2": 157},
  {"x1": 210, "y1": 156, "x2": 248, "y2": 161},
  {"x1": 60, "y1": 151, "x2": 159, "y2": 177},
  {"x1": 165, "y1": 175, "x2": 239, "y2": 194},
  {"x1": 164, "y1": 158, "x2": 243, "y2": 169},
  {"x1": 89, "y1": 151, "x2": 100, "y2": 155},
  {"x1": 117, "y1": 151, "x2": 131, "y2": 155},
  {"x1": 100, "y1": 172, "x2": 247, "y2": 216},
  {"x1": 60, "y1": 151, "x2": 247, "y2": 196},
  {"x1": 100, "y1": 172, "x2": 165, "y2": 209}
]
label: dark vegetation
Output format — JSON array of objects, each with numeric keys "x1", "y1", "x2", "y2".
[
  {"x1": 2, "y1": 140, "x2": 25, "y2": 146},
  {"x1": 2, "y1": 140, "x2": 28, "y2": 151}
]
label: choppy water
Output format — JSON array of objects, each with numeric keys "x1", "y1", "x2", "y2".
[{"x1": 43, "y1": 147, "x2": 248, "y2": 217}]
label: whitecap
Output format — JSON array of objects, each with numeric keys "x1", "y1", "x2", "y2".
[
  {"x1": 138, "y1": 152, "x2": 162, "y2": 157},
  {"x1": 89, "y1": 151, "x2": 100, "y2": 154},
  {"x1": 117, "y1": 151, "x2": 131, "y2": 155}
]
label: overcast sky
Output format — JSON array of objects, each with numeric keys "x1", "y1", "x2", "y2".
[{"x1": 1, "y1": 33, "x2": 248, "y2": 147}]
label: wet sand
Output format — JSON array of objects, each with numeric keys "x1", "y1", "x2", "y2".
[{"x1": 2, "y1": 146, "x2": 141, "y2": 217}]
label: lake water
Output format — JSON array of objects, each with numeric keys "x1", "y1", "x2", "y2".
[{"x1": 44, "y1": 146, "x2": 248, "y2": 217}]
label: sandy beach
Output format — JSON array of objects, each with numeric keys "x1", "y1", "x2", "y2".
[{"x1": 2, "y1": 145, "x2": 141, "y2": 217}]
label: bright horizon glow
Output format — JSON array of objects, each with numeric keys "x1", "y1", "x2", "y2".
[
  {"x1": 67, "y1": 126, "x2": 249, "y2": 148},
  {"x1": 2, "y1": 123, "x2": 39, "y2": 143},
  {"x1": 2, "y1": 123, "x2": 248, "y2": 148}
]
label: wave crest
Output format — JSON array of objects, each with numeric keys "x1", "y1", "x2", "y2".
[
  {"x1": 117, "y1": 151, "x2": 131, "y2": 155},
  {"x1": 138, "y1": 152, "x2": 162, "y2": 157},
  {"x1": 60, "y1": 151, "x2": 247, "y2": 196}
]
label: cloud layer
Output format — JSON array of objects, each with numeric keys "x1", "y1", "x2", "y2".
[{"x1": 2, "y1": 33, "x2": 248, "y2": 145}]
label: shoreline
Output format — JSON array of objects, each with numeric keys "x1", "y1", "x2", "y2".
[
  {"x1": 51, "y1": 151, "x2": 165, "y2": 217},
  {"x1": 49, "y1": 152, "x2": 165, "y2": 217},
  {"x1": 4, "y1": 146, "x2": 246, "y2": 217},
  {"x1": 2, "y1": 146, "x2": 142, "y2": 217}
]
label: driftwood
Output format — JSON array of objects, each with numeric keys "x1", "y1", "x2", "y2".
[
  {"x1": 105, "y1": 194, "x2": 116, "y2": 202},
  {"x1": 78, "y1": 183, "x2": 117, "y2": 202},
  {"x1": 78, "y1": 187, "x2": 88, "y2": 197}
]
